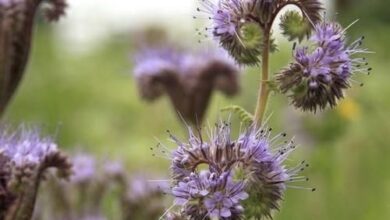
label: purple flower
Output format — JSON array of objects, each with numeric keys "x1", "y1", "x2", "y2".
[
  {"x1": 165, "y1": 122, "x2": 312, "y2": 218},
  {"x1": 122, "y1": 175, "x2": 168, "y2": 219},
  {"x1": 133, "y1": 46, "x2": 240, "y2": 124},
  {"x1": 0, "y1": 125, "x2": 71, "y2": 219},
  {"x1": 0, "y1": 125, "x2": 65, "y2": 169},
  {"x1": 277, "y1": 21, "x2": 371, "y2": 112},
  {"x1": 103, "y1": 160, "x2": 124, "y2": 178},
  {"x1": 71, "y1": 154, "x2": 97, "y2": 184},
  {"x1": 172, "y1": 171, "x2": 247, "y2": 219},
  {"x1": 195, "y1": 0, "x2": 323, "y2": 64},
  {"x1": 0, "y1": 0, "x2": 11, "y2": 6}
]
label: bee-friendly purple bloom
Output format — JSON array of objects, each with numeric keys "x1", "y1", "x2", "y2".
[
  {"x1": 172, "y1": 171, "x2": 247, "y2": 219},
  {"x1": 133, "y1": 46, "x2": 240, "y2": 124},
  {"x1": 71, "y1": 154, "x2": 97, "y2": 184},
  {"x1": 157, "y1": 121, "x2": 313, "y2": 219},
  {"x1": 0, "y1": 125, "x2": 71, "y2": 219},
  {"x1": 195, "y1": 0, "x2": 323, "y2": 64},
  {"x1": 277, "y1": 21, "x2": 371, "y2": 112}
]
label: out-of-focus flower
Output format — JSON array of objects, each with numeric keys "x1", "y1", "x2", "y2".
[
  {"x1": 277, "y1": 21, "x2": 371, "y2": 112},
  {"x1": 0, "y1": 125, "x2": 71, "y2": 220},
  {"x1": 0, "y1": 0, "x2": 67, "y2": 115},
  {"x1": 195, "y1": 0, "x2": 323, "y2": 64},
  {"x1": 133, "y1": 46, "x2": 240, "y2": 124},
  {"x1": 337, "y1": 98, "x2": 360, "y2": 121},
  {"x1": 162, "y1": 121, "x2": 313, "y2": 219},
  {"x1": 71, "y1": 154, "x2": 97, "y2": 184},
  {"x1": 36, "y1": 153, "x2": 167, "y2": 220},
  {"x1": 121, "y1": 175, "x2": 167, "y2": 220}
]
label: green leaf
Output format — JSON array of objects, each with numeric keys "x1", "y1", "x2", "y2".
[{"x1": 221, "y1": 105, "x2": 254, "y2": 125}]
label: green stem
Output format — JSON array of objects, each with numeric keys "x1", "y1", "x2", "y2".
[{"x1": 254, "y1": 30, "x2": 271, "y2": 126}]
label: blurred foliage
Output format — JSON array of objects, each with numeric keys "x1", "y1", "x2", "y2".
[
  {"x1": 2, "y1": 2, "x2": 390, "y2": 219},
  {"x1": 336, "y1": 0, "x2": 390, "y2": 24}
]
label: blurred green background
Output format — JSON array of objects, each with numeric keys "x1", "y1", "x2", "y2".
[{"x1": 3, "y1": 1, "x2": 390, "y2": 219}]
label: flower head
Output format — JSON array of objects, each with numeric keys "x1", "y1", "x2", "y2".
[
  {"x1": 122, "y1": 175, "x2": 167, "y2": 219},
  {"x1": 196, "y1": 0, "x2": 323, "y2": 64},
  {"x1": 172, "y1": 171, "x2": 247, "y2": 219},
  {"x1": 0, "y1": 125, "x2": 71, "y2": 219},
  {"x1": 71, "y1": 154, "x2": 97, "y2": 184},
  {"x1": 277, "y1": 21, "x2": 371, "y2": 112},
  {"x1": 161, "y1": 121, "x2": 313, "y2": 219},
  {"x1": 0, "y1": 125, "x2": 71, "y2": 175},
  {"x1": 133, "y1": 46, "x2": 240, "y2": 124}
]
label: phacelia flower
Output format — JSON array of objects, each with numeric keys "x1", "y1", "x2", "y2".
[
  {"x1": 0, "y1": 0, "x2": 67, "y2": 115},
  {"x1": 71, "y1": 154, "x2": 97, "y2": 184},
  {"x1": 133, "y1": 46, "x2": 240, "y2": 124},
  {"x1": 0, "y1": 125, "x2": 71, "y2": 220},
  {"x1": 276, "y1": 21, "x2": 371, "y2": 112},
  {"x1": 158, "y1": 121, "x2": 313, "y2": 219},
  {"x1": 122, "y1": 175, "x2": 167, "y2": 220},
  {"x1": 196, "y1": 0, "x2": 323, "y2": 64},
  {"x1": 37, "y1": 153, "x2": 112, "y2": 220},
  {"x1": 172, "y1": 171, "x2": 247, "y2": 219}
]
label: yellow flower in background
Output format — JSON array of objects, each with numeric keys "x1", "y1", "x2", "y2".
[{"x1": 337, "y1": 98, "x2": 361, "y2": 121}]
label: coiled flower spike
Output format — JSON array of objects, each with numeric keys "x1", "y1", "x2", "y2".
[
  {"x1": 195, "y1": 0, "x2": 323, "y2": 64},
  {"x1": 155, "y1": 121, "x2": 314, "y2": 219},
  {"x1": 276, "y1": 21, "x2": 372, "y2": 112},
  {"x1": 133, "y1": 46, "x2": 240, "y2": 125},
  {"x1": 0, "y1": 0, "x2": 67, "y2": 116},
  {"x1": 0, "y1": 125, "x2": 72, "y2": 220}
]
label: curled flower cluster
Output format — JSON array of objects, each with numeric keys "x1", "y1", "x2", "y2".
[
  {"x1": 0, "y1": 125, "x2": 71, "y2": 219},
  {"x1": 162, "y1": 122, "x2": 312, "y2": 219},
  {"x1": 277, "y1": 21, "x2": 371, "y2": 112},
  {"x1": 196, "y1": 0, "x2": 322, "y2": 64},
  {"x1": 0, "y1": 0, "x2": 67, "y2": 115},
  {"x1": 133, "y1": 47, "x2": 240, "y2": 124}
]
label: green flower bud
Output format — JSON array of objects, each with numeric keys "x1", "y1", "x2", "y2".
[{"x1": 280, "y1": 11, "x2": 312, "y2": 42}]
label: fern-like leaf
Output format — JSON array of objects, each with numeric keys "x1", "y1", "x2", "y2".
[{"x1": 221, "y1": 105, "x2": 254, "y2": 124}]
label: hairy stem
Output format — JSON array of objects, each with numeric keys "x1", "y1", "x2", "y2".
[{"x1": 254, "y1": 29, "x2": 271, "y2": 126}]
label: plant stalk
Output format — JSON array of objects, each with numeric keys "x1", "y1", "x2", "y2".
[{"x1": 254, "y1": 30, "x2": 271, "y2": 126}]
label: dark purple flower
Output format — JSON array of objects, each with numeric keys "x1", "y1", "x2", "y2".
[
  {"x1": 133, "y1": 47, "x2": 240, "y2": 124},
  {"x1": 277, "y1": 21, "x2": 371, "y2": 112},
  {"x1": 164, "y1": 122, "x2": 312, "y2": 218},
  {"x1": 0, "y1": 0, "x2": 67, "y2": 116}
]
